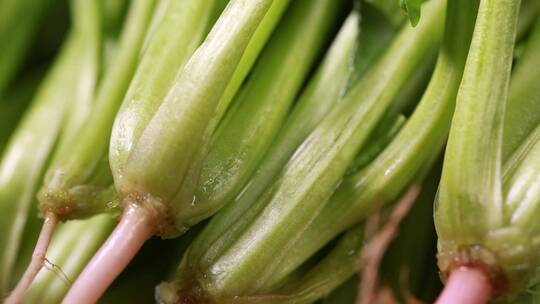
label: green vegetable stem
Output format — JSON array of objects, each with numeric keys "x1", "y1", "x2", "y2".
[
  {"x1": 157, "y1": 0, "x2": 447, "y2": 302},
  {"x1": 1, "y1": 0, "x2": 102, "y2": 300},
  {"x1": 174, "y1": 0, "x2": 346, "y2": 233},
  {"x1": 165, "y1": 11, "x2": 362, "y2": 301},
  {"x1": 4, "y1": 1, "x2": 159, "y2": 301},
  {"x1": 38, "y1": 0, "x2": 156, "y2": 221},
  {"x1": 64, "y1": 1, "x2": 287, "y2": 302},
  {"x1": 269, "y1": 0, "x2": 474, "y2": 290},
  {"x1": 434, "y1": 0, "x2": 526, "y2": 303}
]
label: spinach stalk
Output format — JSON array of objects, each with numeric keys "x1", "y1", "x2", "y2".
[
  {"x1": 174, "y1": 0, "x2": 346, "y2": 230},
  {"x1": 6, "y1": 1, "x2": 157, "y2": 301},
  {"x1": 65, "y1": 1, "x2": 282, "y2": 302},
  {"x1": 267, "y1": 0, "x2": 474, "y2": 286},
  {"x1": 38, "y1": 0, "x2": 157, "y2": 220},
  {"x1": 172, "y1": 12, "x2": 361, "y2": 297},
  {"x1": 1, "y1": 0, "x2": 101, "y2": 299},
  {"x1": 434, "y1": 0, "x2": 522, "y2": 302},
  {"x1": 158, "y1": 1, "x2": 445, "y2": 302}
]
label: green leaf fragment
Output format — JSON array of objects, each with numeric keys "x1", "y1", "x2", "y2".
[{"x1": 400, "y1": 0, "x2": 425, "y2": 26}]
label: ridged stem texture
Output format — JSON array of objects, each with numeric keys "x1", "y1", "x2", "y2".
[
  {"x1": 163, "y1": 1, "x2": 445, "y2": 302},
  {"x1": 38, "y1": 0, "x2": 157, "y2": 220},
  {"x1": 435, "y1": 0, "x2": 530, "y2": 297}
]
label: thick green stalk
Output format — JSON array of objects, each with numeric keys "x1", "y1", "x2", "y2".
[
  {"x1": 111, "y1": 0, "x2": 280, "y2": 237},
  {"x1": 436, "y1": 10, "x2": 540, "y2": 298},
  {"x1": 219, "y1": 2, "x2": 444, "y2": 286},
  {"x1": 168, "y1": 0, "x2": 444, "y2": 300},
  {"x1": 185, "y1": 11, "x2": 360, "y2": 267},
  {"x1": 64, "y1": 0, "x2": 280, "y2": 303},
  {"x1": 0, "y1": 0, "x2": 54, "y2": 99},
  {"x1": 47, "y1": 0, "x2": 102, "y2": 156},
  {"x1": 435, "y1": 0, "x2": 522, "y2": 294},
  {"x1": 503, "y1": 16, "x2": 540, "y2": 161},
  {"x1": 109, "y1": 0, "x2": 223, "y2": 178},
  {"x1": 18, "y1": 215, "x2": 115, "y2": 303},
  {"x1": 64, "y1": 2, "x2": 282, "y2": 301},
  {"x1": 159, "y1": 11, "x2": 360, "y2": 302},
  {"x1": 109, "y1": 0, "x2": 288, "y2": 181},
  {"x1": 211, "y1": 0, "x2": 291, "y2": 126},
  {"x1": 269, "y1": 0, "x2": 474, "y2": 285},
  {"x1": 0, "y1": 0, "x2": 101, "y2": 292},
  {"x1": 38, "y1": 0, "x2": 157, "y2": 220},
  {"x1": 174, "y1": 0, "x2": 346, "y2": 229}
]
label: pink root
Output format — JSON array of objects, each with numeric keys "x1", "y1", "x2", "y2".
[
  {"x1": 62, "y1": 204, "x2": 153, "y2": 304},
  {"x1": 435, "y1": 266, "x2": 493, "y2": 304},
  {"x1": 5, "y1": 214, "x2": 58, "y2": 304}
]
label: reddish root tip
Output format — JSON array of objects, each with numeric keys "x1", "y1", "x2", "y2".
[
  {"x1": 62, "y1": 204, "x2": 153, "y2": 304},
  {"x1": 435, "y1": 266, "x2": 493, "y2": 304},
  {"x1": 5, "y1": 214, "x2": 58, "y2": 304},
  {"x1": 357, "y1": 185, "x2": 421, "y2": 304}
]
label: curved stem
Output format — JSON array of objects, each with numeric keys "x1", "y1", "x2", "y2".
[
  {"x1": 62, "y1": 204, "x2": 153, "y2": 304},
  {"x1": 357, "y1": 185, "x2": 420, "y2": 304},
  {"x1": 435, "y1": 266, "x2": 492, "y2": 304},
  {"x1": 5, "y1": 213, "x2": 58, "y2": 304}
]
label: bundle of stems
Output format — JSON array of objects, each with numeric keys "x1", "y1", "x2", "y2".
[{"x1": 2, "y1": 0, "x2": 540, "y2": 303}]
